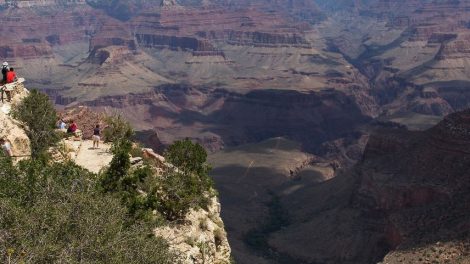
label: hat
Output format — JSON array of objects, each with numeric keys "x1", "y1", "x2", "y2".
[{"x1": 2, "y1": 62, "x2": 8, "y2": 66}]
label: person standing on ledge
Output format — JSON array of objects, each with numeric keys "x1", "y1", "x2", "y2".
[
  {"x1": 1, "y1": 62, "x2": 9, "y2": 85},
  {"x1": 92, "y1": 124, "x2": 101, "y2": 149}
]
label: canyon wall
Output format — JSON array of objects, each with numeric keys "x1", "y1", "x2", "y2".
[{"x1": 266, "y1": 109, "x2": 470, "y2": 263}]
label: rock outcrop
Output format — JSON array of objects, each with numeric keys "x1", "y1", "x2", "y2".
[
  {"x1": 0, "y1": 111, "x2": 30, "y2": 157},
  {"x1": 0, "y1": 80, "x2": 31, "y2": 158},
  {"x1": 155, "y1": 197, "x2": 231, "y2": 264}
]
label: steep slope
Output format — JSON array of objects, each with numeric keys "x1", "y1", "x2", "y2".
[{"x1": 267, "y1": 109, "x2": 470, "y2": 263}]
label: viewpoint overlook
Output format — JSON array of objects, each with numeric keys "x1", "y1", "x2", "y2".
[{"x1": 0, "y1": 0, "x2": 469, "y2": 263}]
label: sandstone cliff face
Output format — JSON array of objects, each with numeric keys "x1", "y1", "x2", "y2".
[
  {"x1": 0, "y1": 82, "x2": 31, "y2": 158},
  {"x1": 155, "y1": 197, "x2": 231, "y2": 264},
  {"x1": 77, "y1": 84, "x2": 376, "y2": 153},
  {"x1": 0, "y1": 111, "x2": 30, "y2": 157},
  {"x1": 357, "y1": 110, "x2": 470, "y2": 263}
]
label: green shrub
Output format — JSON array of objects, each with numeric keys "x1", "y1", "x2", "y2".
[
  {"x1": 12, "y1": 89, "x2": 59, "y2": 159},
  {"x1": 101, "y1": 138, "x2": 132, "y2": 192},
  {"x1": 155, "y1": 169, "x2": 210, "y2": 221},
  {"x1": 102, "y1": 127, "x2": 215, "y2": 222},
  {"x1": 164, "y1": 138, "x2": 212, "y2": 177},
  {"x1": 154, "y1": 139, "x2": 215, "y2": 221},
  {"x1": 100, "y1": 117, "x2": 162, "y2": 222},
  {"x1": 0, "y1": 154, "x2": 176, "y2": 263},
  {"x1": 103, "y1": 114, "x2": 134, "y2": 144}
]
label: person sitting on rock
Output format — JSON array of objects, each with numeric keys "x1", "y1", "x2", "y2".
[
  {"x1": 57, "y1": 118, "x2": 67, "y2": 132},
  {"x1": 6, "y1": 67, "x2": 16, "y2": 84},
  {"x1": 92, "y1": 124, "x2": 101, "y2": 149},
  {"x1": 1, "y1": 67, "x2": 17, "y2": 102},
  {"x1": 67, "y1": 120, "x2": 82, "y2": 140},
  {"x1": 67, "y1": 120, "x2": 78, "y2": 134},
  {"x1": 0, "y1": 138, "x2": 13, "y2": 157}
]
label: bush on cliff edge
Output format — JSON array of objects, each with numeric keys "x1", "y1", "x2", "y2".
[
  {"x1": 156, "y1": 139, "x2": 215, "y2": 221},
  {"x1": 12, "y1": 89, "x2": 59, "y2": 159},
  {"x1": 0, "y1": 153, "x2": 175, "y2": 263}
]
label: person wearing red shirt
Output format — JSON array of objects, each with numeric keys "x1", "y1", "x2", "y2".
[
  {"x1": 6, "y1": 67, "x2": 16, "y2": 83},
  {"x1": 67, "y1": 120, "x2": 78, "y2": 134}
]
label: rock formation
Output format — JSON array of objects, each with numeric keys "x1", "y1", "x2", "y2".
[
  {"x1": 320, "y1": 0, "x2": 470, "y2": 125},
  {"x1": 0, "y1": 80, "x2": 31, "y2": 158},
  {"x1": 0, "y1": 111, "x2": 30, "y2": 157},
  {"x1": 267, "y1": 109, "x2": 470, "y2": 263},
  {"x1": 155, "y1": 197, "x2": 231, "y2": 264}
]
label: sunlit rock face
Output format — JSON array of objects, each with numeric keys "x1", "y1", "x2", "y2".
[{"x1": 317, "y1": 0, "x2": 470, "y2": 120}]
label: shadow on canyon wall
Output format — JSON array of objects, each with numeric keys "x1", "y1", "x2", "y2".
[{"x1": 158, "y1": 86, "x2": 372, "y2": 153}]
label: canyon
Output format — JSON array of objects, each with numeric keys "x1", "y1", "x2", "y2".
[{"x1": 0, "y1": 0, "x2": 470, "y2": 263}]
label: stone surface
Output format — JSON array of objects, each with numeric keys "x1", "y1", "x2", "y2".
[
  {"x1": 65, "y1": 139, "x2": 113, "y2": 174},
  {"x1": 0, "y1": 111, "x2": 30, "y2": 157},
  {"x1": 155, "y1": 197, "x2": 231, "y2": 264},
  {"x1": 0, "y1": 80, "x2": 30, "y2": 158}
]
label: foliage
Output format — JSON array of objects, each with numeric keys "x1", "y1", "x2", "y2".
[
  {"x1": 12, "y1": 89, "x2": 59, "y2": 159},
  {"x1": 0, "y1": 153, "x2": 176, "y2": 263},
  {"x1": 165, "y1": 138, "x2": 212, "y2": 177},
  {"x1": 100, "y1": 116, "x2": 164, "y2": 222},
  {"x1": 101, "y1": 138, "x2": 132, "y2": 193},
  {"x1": 155, "y1": 139, "x2": 215, "y2": 221},
  {"x1": 120, "y1": 165, "x2": 163, "y2": 223},
  {"x1": 103, "y1": 114, "x2": 134, "y2": 145},
  {"x1": 102, "y1": 137, "x2": 215, "y2": 222},
  {"x1": 101, "y1": 114, "x2": 134, "y2": 192},
  {"x1": 101, "y1": 142, "x2": 165, "y2": 223}
]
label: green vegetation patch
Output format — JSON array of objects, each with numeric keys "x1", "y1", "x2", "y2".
[{"x1": 0, "y1": 156, "x2": 175, "y2": 263}]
